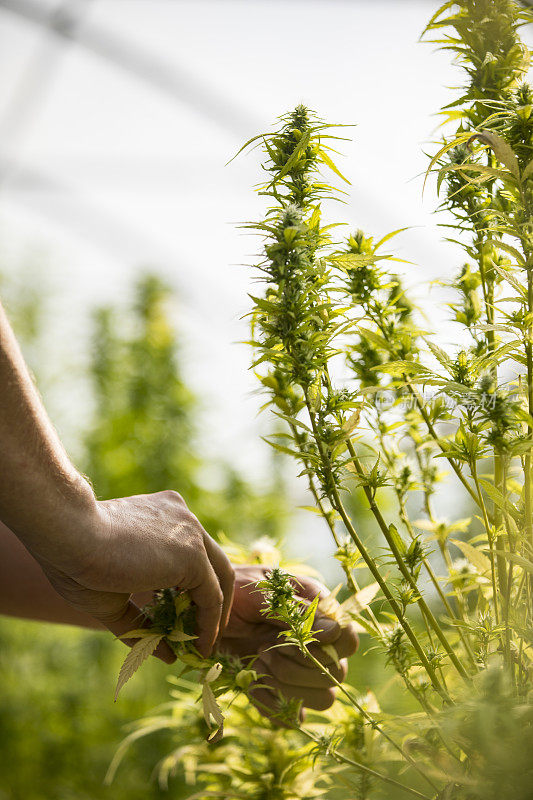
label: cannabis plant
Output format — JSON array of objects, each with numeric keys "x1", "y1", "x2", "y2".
[{"x1": 111, "y1": 3, "x2": 533, "y2": 799}]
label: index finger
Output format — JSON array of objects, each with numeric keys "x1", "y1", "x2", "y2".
[
  {"x1": 188, "y1": 557, "x2": 224, "y2": 657},
  {"x1": 288, "y1": 574, "x2": 330, "y2": 602},
  {"x1": 202, "y1": 534, "x2": 235, "y2": 644}
]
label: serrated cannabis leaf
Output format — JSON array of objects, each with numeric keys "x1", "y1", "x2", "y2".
[{"x1": 114, "y1": 634, "x2": 163, "y2": 701}]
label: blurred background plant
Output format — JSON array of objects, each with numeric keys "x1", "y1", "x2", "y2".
[{"x1": 0, "y1": 264, "x2": 292, "y2": 800}]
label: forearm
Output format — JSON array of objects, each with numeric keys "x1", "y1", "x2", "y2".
[
  {"x1": 0, "y1": 520, "x2": 102, "y2": 628},
  {"x1": 0, "y1": 302, "x2": 232, "y2": 658},
  {"x1": 0, "y1": 302, "x2": 95, "y2": 559}
]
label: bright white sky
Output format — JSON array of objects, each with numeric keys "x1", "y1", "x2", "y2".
[{"x1": 1, "y1": 0, "x2": 527, "y2": 501}]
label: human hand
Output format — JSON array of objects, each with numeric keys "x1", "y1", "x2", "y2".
[
  {"x1": 218, "y1": 565, "x2": 358, "y2": 717},
  {"x1": 34, "y1": 490, "x2": 235, "y2": 663}
]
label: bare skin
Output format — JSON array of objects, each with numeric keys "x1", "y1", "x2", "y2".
[
  {"x1": 0, "y1": 300, "x2": 358, "y2": 712},
  {"x1": 220, "y1": 565, "x2": 358, "y2": 714},
  {"x1": 0, "y1": 523, "x2": 358, "y2": 711},
  {"x1": 0, "y1": 301, "x2": 234, "y2": 661}
]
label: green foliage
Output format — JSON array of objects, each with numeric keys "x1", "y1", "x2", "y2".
[
  {"x1": 215, "y1": 3, "x2": 533, "y2": 798},
  {"x1": 85, "y1": 275, "x2": 198, "y2": 501},
  {"x1": 0, "y1": 617, "x2": 175, "y2": 800},
  {"x1": 108, "y1": 681, "x2": 336, "y2": 800},
  {"x1": 125, "y1": 7, "x2": 533, "y2": 789},
  {"x1": 0, "y1": 272, "x2": 291, "y2": 799}
]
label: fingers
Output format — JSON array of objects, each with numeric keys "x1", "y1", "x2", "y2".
[
  {"x1": 261, "y1": 647, "x2": 347, "y2": 687},
  {"x1": 311, "y1": 612, "x2": 342, "y2": 644},
  {"x1": 100, "y1": 598, "x2": 177, "y2": 665},
  {"x1": 202, "y1": 534, "x2": 235, "y2": 645},
  {"x1": 187, "y1": 536, "x2": 234, "y2": 658},
  {"x1": 288, "y1": 574, "x2": 330, "y2": 602},
  {"x1": 254, "y1": 660, "x2": 336, "y2": 711},
  {"x1": 187, "y1": 556, "x2": 224, "y2": 657},
  {"x1": 261, "y1": 594, "x2": 345, "y2": 649},
  {"x1": 163, "y1": 493, "x2": 234, "y2": 658},
  {"x1": 334, "y1": 622, "x2": 359, "y2": 657},
  {"x1": 284, "y1": 635, "x2": 357, "y2": 669},
  {"x1": 287, "y1": 576, "x2": 359, "y2": 652}
]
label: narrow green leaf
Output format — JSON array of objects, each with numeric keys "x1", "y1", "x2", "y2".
[{"x1": 317, "y1": 148, "x2": 351, "y2": 184}]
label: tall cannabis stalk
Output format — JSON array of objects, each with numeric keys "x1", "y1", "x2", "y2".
[
  {"x1": 241, "y1": 3, "x2": 533, "y2": 798},
  {"x1": 242, "y1": 108, "x2": 459, "y2": 797},
  {"x1": 425, "y1": 0, "x2": 533, "y2": 691}
]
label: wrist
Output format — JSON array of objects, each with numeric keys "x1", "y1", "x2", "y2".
[{"x1": 7, "y1": 470, "x2": 97, "y2": 560}]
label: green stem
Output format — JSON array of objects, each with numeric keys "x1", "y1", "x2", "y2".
[
  {"x1": 333, "y1": 485, "x2": 448, "y2": 701},
  {"x1": 299, "y1": 728, "x2": 435, "y2": 800},
  {"x1": 287, "y1": 420, "x2": 382, "y2": 633},
  {"x1": 304, "y1": 395, "x2": 450, "y2": 700},
  {"x1": 471, "y1": 464, "x2": 500, "y2": 627},
  {"x1": 525, "y1": 266, "x2": 533, "y2": 549},
  {"x1": 344, "y1": 438, "x2": 470, "y2": 685},
  {"x1": 377, "y1": 436, "x2": 478, "y2": 668},
  {"x1": 301, "y1": 644, "x2": 441, "y2": 793},
  {"x1": 406, "y1": 381, "x2": 481, "y2": 509}
]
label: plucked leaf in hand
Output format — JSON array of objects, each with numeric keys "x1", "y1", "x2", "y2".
[
  {"x1": 115, "y1": 634, "x2": 163, "y2": 701},
  {"x1": 202, "y1": 680, "x2": 224, "y2": 742}
]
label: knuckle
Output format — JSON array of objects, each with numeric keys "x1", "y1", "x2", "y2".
[
  {"x1": 160, "y1": 489, "x2": 186, "y2": 506},
  {"x1": 179, "y1": 517, "x2": 204, "y2": 550}
]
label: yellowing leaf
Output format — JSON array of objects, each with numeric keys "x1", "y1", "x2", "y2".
[
  {"x1": 361, "y1": 689, "x2": 381, "y2": 714},
  {"x1": 115, "y1": 634, "x2": 163, "y2": 701},
  {"x1": 308, "y1": 376, "x2": 322, "y2": 411},
  {"x1": 174, "y1": 592, "x2": 192, "y2": 616},
  {"x1": 473, "y1": 130, "x2": 520, "y2": 178},
  {"x1": 166, "y1": 629, "x2": 197, "y2": 643},
  {"x1": 202, "y1": 682, "x2": 224, "y2": 729},
  {"x1": 450, "y1": 539, "x2": 491, "y2": 575},
  {"x1": 478, "y1": 478, "x2": 520, "y2": 520},
  {"x1": 321, "y1": 643, "x2": 340, "y2": 668},
  {"x1": 119, "y1": 628, "x2": 157, "y2": 640},
  {"x1": 342, "y1": 409, "x2": 361, "y2": 436},
  {"x1": 341, "y1": 582, "x2": 380, "y2": 615},
  {"x1": 317, "y1": 148, "x2": 351, "y2": 184},
  {"x1": 177, "y1": 652, "x2": 205, "y2": 669},
  {"x1": 204, "y1": 662, "x2": 223, "y2": 684},
  {"x1": 318, "y1": 593, "x2": 347, "y2": 625}
]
